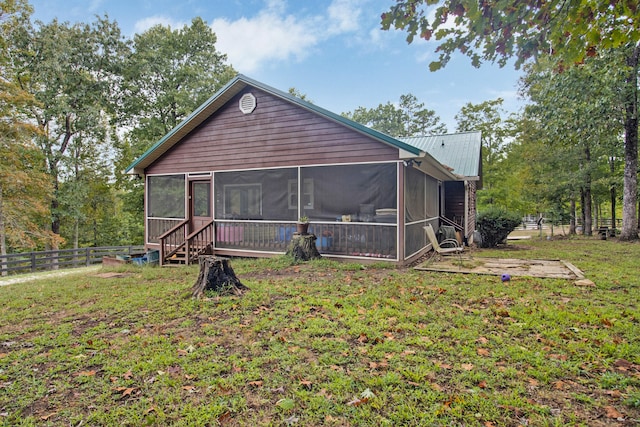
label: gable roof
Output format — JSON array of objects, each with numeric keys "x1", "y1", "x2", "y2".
[
  {"x1": 125, "y1": 74, "x2": 429, "y2": 176},
  {"x1": 400, "y1": 132, "x2": 482, "y2": 179}
]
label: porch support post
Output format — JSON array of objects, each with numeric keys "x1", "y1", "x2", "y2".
[
  {"x1": 398, "y1": 162, "x2": 405, "y2": 262},
  {"x1": 185, "y1": 225, "x2": 190, "y2": 265}
]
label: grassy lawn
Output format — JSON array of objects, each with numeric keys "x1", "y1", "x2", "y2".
[{"x1": 1, "y1": 237, "x2": 639, "y2": 426}]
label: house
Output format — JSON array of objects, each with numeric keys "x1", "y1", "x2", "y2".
[
  {"x1": 399, "y1": 132, "x2": 482, "y2": 243},
  {"x1": 126, "y1": 74, "x2": 481, "y2": 266}
]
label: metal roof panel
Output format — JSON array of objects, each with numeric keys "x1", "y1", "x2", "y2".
[{"x1": 399, "y1": 131, "x2": 482, "y2": 178}]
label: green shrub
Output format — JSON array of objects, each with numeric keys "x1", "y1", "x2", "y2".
[{"x1": 476, "y1": 207, "x2": 521, "y2": 248}]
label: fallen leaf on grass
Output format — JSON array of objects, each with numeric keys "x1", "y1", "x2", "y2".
[
  {"x1": 601, "y1": 318, "x2": 615, "y2": 328},
  {"x1": 548, "y1": 353, "x2": 568, "y2": 361},
  {"x1": 248, "y1": 380, "x2": 263, "y2": 387},
  {"x1": 477, "y1": 348, "x2": 490, "y2": 357},
  {"x1": 218, "y1": 411, "x2": 232, "y2": 424},
  {"x1": 40, "y1": 412, "x2": 57, "y2": 420},
  {"x1": 347, "y1": 397, "x2": 368, "y2": 406},
  {"x1": 276, "y1": 398, "x2": 295, "y2": 411},
  {"x1": 461, "y1": 363, "x2": 474, "y2": 371},
  {"x1": 369, "y1": 361, "x2": 388, "y2": 370},
  {"x1": 115, "y1": 386, "x2": 138, "y2": 396},
  {"x1": 478, "y1": 380, "x2": 487, "y2": 389},
  {"x1": 123, "y1": 370, "x2": 133, "y2": 379},
  {"x1": 76, "y1": 370, "x2": 97, "y2": 377},
  {"x1": 604, "y1": 405, "x2": 623, "y2": 419},
  {"x1": 430, "y1": 383, "x2": 443, "y2": 391},
  {"x1": 613, "y1": 358, "x2": 635, "y2": 372},
  {"x1": 347, "y1": 388, "x2": 375, "y2": 406},
  {"x1": 182, "y1": 385, "x2": 198, "y2": 393}
]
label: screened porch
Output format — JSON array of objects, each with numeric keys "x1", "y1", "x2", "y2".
[{"x1": 144, "y1": 160, "x2": 449, "y2": 264}]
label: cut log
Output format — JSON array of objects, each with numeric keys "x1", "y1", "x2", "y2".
[
  {"x1": 286, "y1": 233, "x2": 321, "y2": 262},
  {"x1": 191, "y1": 256, "x2": 249, "y2": 298}
]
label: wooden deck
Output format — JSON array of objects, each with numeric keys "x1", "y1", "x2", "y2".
[{"x1": 415, "y1": 256, "x2": 585, "y2": 279}]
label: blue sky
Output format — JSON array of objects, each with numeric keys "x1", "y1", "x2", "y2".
[{"x1": 28, "y1": 0, "x2": 525, "y2": 131}]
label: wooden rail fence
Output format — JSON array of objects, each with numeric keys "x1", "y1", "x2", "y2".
[{"x1": 0, "y1": 246, "x2": 145, "y2": 276}]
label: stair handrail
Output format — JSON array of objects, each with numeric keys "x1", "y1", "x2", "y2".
[
  {"x1": 184, "y1": 220, "x2": 215, "y2": 265},
  {"x1": 159, "y1": 219, "x2": 189, "y2": 266},
  {"x1": 439, "y1": 215, "x2": 463, "y2": 231}
]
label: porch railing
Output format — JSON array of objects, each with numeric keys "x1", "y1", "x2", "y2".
[
  {"x1": 215, "y1": 220, "x2": 397, "y2": 259},
  {"x1": 148, "y1": 218, "x2": 399, "y2": 261},
  {"x1": 148, "y1": 218, "x2": 184, "y2": 244}
]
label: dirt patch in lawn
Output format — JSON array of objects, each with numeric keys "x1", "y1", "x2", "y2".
[{"x1": 415, "y1": 256, "x2": 585, "y2": 280}]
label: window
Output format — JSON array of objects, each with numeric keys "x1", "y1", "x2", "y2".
[
  {"x1": 288, "y1": 178, "x2": 314, "y2": 210},
  {"x1": 192, "y1": 182, "x2": 211, "y2": 217},
  {"x1": 148, "y1": 175, "x2": 185, "y2": 218},
  {"x1": 224, "y1": 184, "x2": 262, "y2": 218}
]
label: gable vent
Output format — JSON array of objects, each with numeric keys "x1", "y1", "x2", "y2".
[{"x1": 239, "y1": 93, "x2": 256, "y2": 114}]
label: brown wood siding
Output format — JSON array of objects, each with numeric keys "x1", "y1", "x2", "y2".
[
  {"x1": 146, "y1": 88, "x2": 400, "y2": 175},
  {"x1": 444, "y1": 181, "x2": 465, "y2": 221}
]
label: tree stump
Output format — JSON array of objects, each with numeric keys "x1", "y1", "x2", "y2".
[
  {"x1": 286, "y1": 233, "x2": 321, "y2": 262},
  {"x1": 191, "y1": 256, "x2": 249, "y2": 298}
]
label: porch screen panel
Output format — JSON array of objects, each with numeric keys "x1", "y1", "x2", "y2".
[
  {"x1": 425, "y1": 175, "x2": 439, "y2": 218},
  {"x1": 148, "y1": 174, "x2": 185, "y2": 218},
  {"x1": 404, "y1": 169, "x2": 440, "y2": 257},
  {"x1": 405, "y1": 166, "x2": 426, "y2": 223},
  {"x1": 300, "y1": 163, "x2": 397, "y2": 221},
  {"x1": 215, "y1": 168, "x2": 297, "y2": 221}
]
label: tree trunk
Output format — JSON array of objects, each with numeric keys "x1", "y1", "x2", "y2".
[
  {"x1": 191, "y1": 256, "x2": 249, "y2": 298},
  {"x1": 583, "y1": 147, "x2": 593, "y2": 236},
  {"x1": 569, "y1": 198, "x2": 576, "y2": 235},
  {"x1": 580, "y1": 189, "x2": 587, "y2": 235},
  {"x1": 610, "y1": 156, "x2": 617, "y2": 235},
  {"x1": 286, "y1": 234, "x2": 321, "y2": 262},
  {"x1": 619, "y1": 43, "x2": 640, "y2": 241},
  {"x1": 0, "y1": 186, "x2": 6, "y2": 277}
]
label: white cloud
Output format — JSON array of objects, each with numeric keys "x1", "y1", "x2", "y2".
[
  {"x1": 327, "y1": 0, "x2": 361, "y2": 35},
  {"x1": 211, "y1": 0, "x2": 365, "y2": 73},
  {"x1": 212, "y1": 12, "x2": 319, "y2": 73}
]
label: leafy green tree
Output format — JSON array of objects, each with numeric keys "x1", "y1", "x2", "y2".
[
  {"x1": 342, "y1": 93, "x2": 447, "y2": 137},
  {"x1": 11, "y1": 15, "x2": 127, "y2": 248},
  {"x1": 521, "y1": 54, "x2": 623, "y2": 235},
  {"x1": 1, "y1": 0, "x2": 59, "y2": 263},
  {"x1": 382, "y1": 0, "x2": 640, "y2": 240},
  {"x1": 455, "y1": 98, "x2": 510, "y2": 208},
  {"x1": 288, "y1": 87, "x2": 312, "y2": 103}
]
